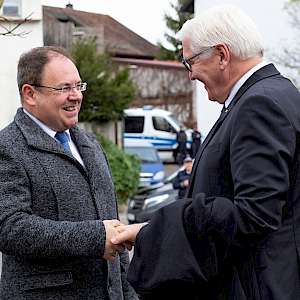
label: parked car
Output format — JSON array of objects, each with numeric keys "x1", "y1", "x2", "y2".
[
  {"x1": 123, "y1": 106, "x2": 192, "y2": 162},
  {"x1": 127, "y1": 166, "x2": 184, "y2": 224},
  {"x1": 124, "y1": 139, "x2": 165, "y2": 188}
]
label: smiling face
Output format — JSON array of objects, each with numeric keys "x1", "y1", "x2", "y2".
[
  {"x1": 182, "y1": 38, "x2": 231, "y2": 103},
  {"x1": 188, "y1": 52, "x2": 224, "y2": 102},
  {"x1": 22, "y1": 54, "x2": 83, "y2": 131}
]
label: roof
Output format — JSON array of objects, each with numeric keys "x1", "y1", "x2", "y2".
[
  {"x1": 112, "y1": 57, "x2": 185, "y2": 70},
  {"x1": 43, "y1": 5, "x2": 159, "y2": 59}
]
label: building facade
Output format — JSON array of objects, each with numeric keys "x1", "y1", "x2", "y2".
[{"x1": 0, "y1": 0, "x2": 43, "y2": 129}]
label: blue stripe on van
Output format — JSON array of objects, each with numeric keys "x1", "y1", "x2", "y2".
[
  {"x1": 123, "y1": 135, "x2": 192, "y2": 147},
  {"x1": 124, "y1": 135, "x2": 175, "y2": 146}
]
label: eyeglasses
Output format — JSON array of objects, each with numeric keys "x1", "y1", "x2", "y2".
[
  {"x1": 181, "y1": 47, "x2": 214, "y2": 72},
  {"x1": 30, "y1": 82, "x2": 87, "y2": 93}
]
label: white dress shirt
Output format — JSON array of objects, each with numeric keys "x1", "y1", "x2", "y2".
[{"x1": 224, "y1": 61, "x2": 269, "y2": 108}]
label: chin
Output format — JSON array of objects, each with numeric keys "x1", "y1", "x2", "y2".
[
  {"x1": 69, "y1": 122, "x2": 78, "y2": 128},
  {"x1": 207, "y1": 96, "x2": 217, "y2": 102},
  {"x1": 65, "y1": 120, "x2": 78, "y2": 129},
  {"x1": 207, "y1": 94, "x2": 221, "y2": 103}
]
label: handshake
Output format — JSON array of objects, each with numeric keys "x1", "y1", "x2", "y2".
[{"x1": 103, "y1": 220, "x2": 148, "y2": 261}]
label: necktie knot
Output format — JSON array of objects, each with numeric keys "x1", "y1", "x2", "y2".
[
  {"x1": 55, "y1": 131, "x2": 71, "y2": 153},
  {"x1": 55, "y1": 131, "x2": 69, "y2": 143}
]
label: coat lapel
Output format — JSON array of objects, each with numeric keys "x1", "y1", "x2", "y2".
[
  {"x1": 15, "y1": 108, "x2": 68, "y2": 157},
  {"x1": 69, "y1": 127, "x2": 95, "y2": 166},
  {"x1": 188, "y1": 107, "x2": 230, "y2": 193},
  {"x1": 188, "y1": 64, "x2": 280, "y2": 195},
  {"x1": 70, "y1": 128, "x2": 117, "y2": 219},
  {"x1": 15, "y1": 109, "x2": 86, "y2": 172}
]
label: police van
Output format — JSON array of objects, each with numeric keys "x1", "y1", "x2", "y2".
[{"x1": 123, "y1": 106, "x2": 192, "y2": 162}]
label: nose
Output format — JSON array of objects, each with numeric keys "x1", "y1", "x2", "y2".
[{"x1": 68, "y1": 88, "x2": 83, "y2": 100}]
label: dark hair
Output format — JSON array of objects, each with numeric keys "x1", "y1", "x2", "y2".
[{"x1": 17, "y1": 46, "x2": 73, "y2": 95}]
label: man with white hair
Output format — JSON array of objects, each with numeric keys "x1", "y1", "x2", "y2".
[{"x1": 112, "y1": 5, "x2": 300, "y2": 299}]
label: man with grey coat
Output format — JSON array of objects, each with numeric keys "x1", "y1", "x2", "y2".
[{"x1": 0, "y1": 46, "x2": 137, "y2": 299}]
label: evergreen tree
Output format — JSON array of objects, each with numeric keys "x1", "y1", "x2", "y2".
[
  {"x1": 156, "y1": 0, "x2": 193, "y2": 60},
  {"x1": 71, "y1": 38, "x2": 136, "y2": 123}
]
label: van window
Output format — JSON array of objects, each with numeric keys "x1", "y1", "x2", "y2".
[
  {"x1": 124, "y1": 116, "x2": 144, "y2": 133},
  {"x1": 125, "y1": 146, "x2": 159, "y2": 163},
  {"x1": 169, "y1": 114, "x2": 182, "y2": 128},
  {"x1": 152, "y1": 117, "x2": 176, "y2": 133}
]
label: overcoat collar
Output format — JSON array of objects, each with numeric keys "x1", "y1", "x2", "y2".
[{"x1": 14, "y1": 108, "x2": 94, "y2": 161}]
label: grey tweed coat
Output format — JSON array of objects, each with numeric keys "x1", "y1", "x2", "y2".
[{"x1": 0, "y1": 108, "x2": 137, "y2": 300}]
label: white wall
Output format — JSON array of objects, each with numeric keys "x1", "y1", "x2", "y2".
[
  {"x1": 0, "y1": 0, "x2": 43, "y2": 129},
  {"x1": 194, "y1": 0, "x2": 296, "y2": 137}
]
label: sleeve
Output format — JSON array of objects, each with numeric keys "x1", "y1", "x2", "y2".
[
  {"x1": 119, "y1": 251, "x2": 139, "y2": 300},
  {"x1": 127, "y1": 94, "x2": 296, "y2": 294},
  {"x1": 127, "y1": 199, "x2": 211, "y2": 297},
  {"x1": 0, "y1": 147, "x2": 106, "y2": 259}
]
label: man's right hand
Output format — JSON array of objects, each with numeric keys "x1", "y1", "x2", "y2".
[{"x1": 102, "y1": 219, "x2": 125, "y2": 261}]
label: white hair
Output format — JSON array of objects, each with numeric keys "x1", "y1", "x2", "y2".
[{"x1": 177, "y1": 4, "x2": 264, "y2": 59}]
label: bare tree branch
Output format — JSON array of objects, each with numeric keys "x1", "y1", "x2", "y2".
[
  {"x1": 270, "y1": 1, "x2": 300, "y2": 87},
  {"x1": 0, "y1": 13, "x2": 33, "y2": 37}
]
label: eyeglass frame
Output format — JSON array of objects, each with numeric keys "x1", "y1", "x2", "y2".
[
  {"x1": 29, "y1": 82, "x2": 87, "y2": 93},
  {"x1": 181, "y1": 47, "x2": 214, "y2": 72}
]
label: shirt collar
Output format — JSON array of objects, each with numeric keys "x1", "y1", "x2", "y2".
[
  {"x1": 23, "y1": 108, "x2": 71, "y2": 139},
  {"x1": 224, "y1": 61, "x2": 269, "y2": 108}
]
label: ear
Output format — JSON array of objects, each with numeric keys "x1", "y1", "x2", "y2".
[
  {"x1": 215, "y1": 44, "x2": 230, "y2": 70},
  {"x1": 21, "y1": 84, "x2": 37, "y2": 107}
]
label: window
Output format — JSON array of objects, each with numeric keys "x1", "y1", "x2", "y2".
[
  {"x1": 2, "y1": 0, "x2": 21, "y2": 17},
  {"x1": 152, "y1": 117, "x2": 176, "y2": 133},
  {"x1": 125, "y1": 147, "x2": 159, "y2": 163},
  {"x1": 124, "y1": 116, "x2": 144, "y2": 133}
]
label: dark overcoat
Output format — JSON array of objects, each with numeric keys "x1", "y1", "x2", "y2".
[
  {"x1": 127, "y1": 64, "x2": 300, "y2": 299},
  {"x1": 0, "y1": 108, "x2": 137, "y2": 300}
]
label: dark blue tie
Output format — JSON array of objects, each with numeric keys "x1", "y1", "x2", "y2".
[{"x1": 55, "y1": 131, "x2": 72, "y2": 153}]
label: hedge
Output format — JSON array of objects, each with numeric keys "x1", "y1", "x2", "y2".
[{"x1": 96, "y1": 134, "x2": 140, "y2": 204}]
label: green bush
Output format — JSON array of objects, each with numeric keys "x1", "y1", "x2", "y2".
[{"x1": 96, "y1": 134, "x2": 140, "y2": 204}]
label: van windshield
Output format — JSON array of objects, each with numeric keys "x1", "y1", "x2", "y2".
[
  {"x1": 125, "y1": 147, "x2": 160, "y2": 163},
  {"x1": 169, "y1": 114, "x2": 185, "y2": 129}
]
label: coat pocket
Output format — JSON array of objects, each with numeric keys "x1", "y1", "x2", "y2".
[{"x1": 21, "y1": 271, "x2": 73, "y2": 291}]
